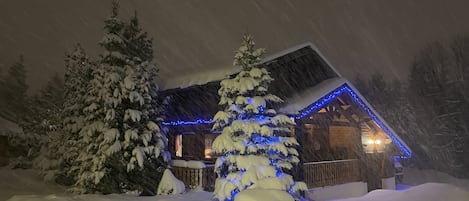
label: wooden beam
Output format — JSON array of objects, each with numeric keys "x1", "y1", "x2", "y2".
[{"x1": 331, "y1": 100, "x2": 359, "y2": 128}]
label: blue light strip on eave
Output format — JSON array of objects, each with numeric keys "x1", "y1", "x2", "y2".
[
  {"x1": 342, "y1": 85, "x2": 412, "y2": 158},
  {"x1": 162, "y1": 119, "x2": 213, "y2": 126},
  {"x1": 161, "y1": 84, "x2": 412, "y2": 157},
  {"x1": 294, "y1": 84, "x2": 411, "y2": 158}
]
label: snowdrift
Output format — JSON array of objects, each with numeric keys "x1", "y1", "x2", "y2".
[{"x1": 335, "y1": 183, "x2": 469, "y2": 201}]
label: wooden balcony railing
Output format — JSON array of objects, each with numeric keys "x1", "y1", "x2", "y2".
[
  {"x1": 171, "y1": 159, "x2": 362, "y2": 192},
  {"x1": 303, "y1": 159, "x2": 361, "y2": 188},
  {"x1": 171, "y1": 165, "x2": 216, "y2": 191}
]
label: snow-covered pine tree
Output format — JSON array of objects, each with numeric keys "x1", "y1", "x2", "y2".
[
  {"x1": 120, "y1": 11, "x2": 169, "y2": 196},
  {"x1": 74, "y1": 1, "x2": 128, "y2": 193},
  {"x1": 123, "y1": 11, "x2": 153, "y2": 62},
  {"x1": 62, "y1": 44, "x2": 94, "y2": 177},
  {"x1": 36, "y1": 44, "x2": 93, "y2": 185},
  {"x1": 74, "y1": 2, "x2": 168, "y2": 194},
  {"x1": 211, "y1": 35, "x2": 306, "y2": 201}
]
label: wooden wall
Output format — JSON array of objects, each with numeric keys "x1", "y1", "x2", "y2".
[{"x1": 329, "y1": 126, "x2": 360, "y2": 159}]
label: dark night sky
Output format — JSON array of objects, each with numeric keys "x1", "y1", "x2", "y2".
[{"x1": 1, "y1": 0, "x2": 469, "y2": 92}]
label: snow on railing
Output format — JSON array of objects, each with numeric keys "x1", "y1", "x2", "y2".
[
  {"x1": 171, "y1": 160, "x2": 215, "y2": 191},
  {"x1": 303, "y1": 159, "x2": 361, "y2": 188}
]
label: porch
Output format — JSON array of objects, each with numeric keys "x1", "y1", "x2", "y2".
[{"x1": 171, "y1": 159, "x2": 362, "y2": 192}]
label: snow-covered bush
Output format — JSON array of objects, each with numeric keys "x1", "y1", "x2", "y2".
[{"x1": 157, "y1": 169, "x2": 186, "y2": 195}]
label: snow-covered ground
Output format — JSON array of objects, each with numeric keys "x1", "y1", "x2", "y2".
[
  {"x1": 7, "y1": 192, "x2": 213, "y2": 201},
  {"x1": 334, "y1": 183, "x2": 469, "y2": 201},
  {"x1": 308, "y1": 167, "x2": 469, "y2": 201},
  {"x1": 2, "y1": 167, "x2": 469, "y2": 201},
  {"x1": 306, "y1": 182, "x2": 368, "y2": 201},
  {"x1": 0, "y1": 167, "x2": 65, "y2": 201},
  {"x1": 402, "y1": 167, "x2": 469, "y2": 191}
]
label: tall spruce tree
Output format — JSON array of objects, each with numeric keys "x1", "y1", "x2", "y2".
[
  {"x1": 61, "y1": 44, "x2": 94, "y2": 184},
  {"x1": 19, "y1": 74, "x2": 63, "y2": 169},
  {"x1": 36, "y1": 44, "x2": 94, "y2": 185},
  {"x1": 2, "y1": 55, "x2": 28, "y2": 122},
  {"x1": 211, "y1": 35, "x2": 306, "y2": 201},
  {"x1": 120, "y1": 11, "x2": 168, "y2": 196},
  {"x1": 74, "y1": 2, "x2": 168, "y2": 194}
]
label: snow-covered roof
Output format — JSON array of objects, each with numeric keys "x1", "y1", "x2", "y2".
[
  {"x1": 160, "y1": 66, "x2": 240, "y2": 90},
  {"x1": 278, "y1": 78, "x2": 346, "y2": 114},
  {"x1": 159, "y1": 42, "x2": 338, "y2": 91},
  {"x1": 278, "y1": 78, "x2": 412, "y2": 157},
  {"x1": 0, "y1": 117, "x2": 22, "y2": 136},
  {"x1": 261, "y1": 42, "x2": 342, "y2": 78}
]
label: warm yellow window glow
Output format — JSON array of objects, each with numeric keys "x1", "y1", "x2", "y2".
[{"x1": 175, "y1": 134, "x2": 183, "y2": 157}]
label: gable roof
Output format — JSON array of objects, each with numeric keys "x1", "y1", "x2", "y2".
[
  {"x1": 160, "y1": 43, "x2": 412, "y2": 157},
  {"x1": 161, "y1": 43, "x2": 339, "y2": 122},
  {"x1": 278, "y1": 77, "x2": 412, "y2": 157},
  {"x1": 160, "y1": 43, "x2": 340, "y2": 91}
]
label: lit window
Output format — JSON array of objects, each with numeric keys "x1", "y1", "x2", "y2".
[{"x1": 175, "y1": 134, "x2": 182, "y2": 157}]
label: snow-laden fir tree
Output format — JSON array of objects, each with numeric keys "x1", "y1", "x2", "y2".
[
  {"x1": 62, "y1": 44, "x2": 94, "y2": 178},
  {"x1": 74, "y1": 2, "x2": 168, "y2": 194},
  {"x1": 123, "y1": 11, "x2": 170, "y2": 195},
  {"x1": 211, "y1": 35, "x2": 306, "y2": 201},
  {"x1": 36, "y1": 44, "x2": 93, "y2": 185}
]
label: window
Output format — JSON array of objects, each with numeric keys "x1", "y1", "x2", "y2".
[{"x1": 175, "y1": 134, "x2": 183, "y2": 157}]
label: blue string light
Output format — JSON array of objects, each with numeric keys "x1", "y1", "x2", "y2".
[
  {"x1": 292, "y1": 84, "x2": 411, "y2": 157},
  {"x1": 161, "y1": 84, "x2": 412, "y2": 157},
  {"x1": 343, "y1": 85, "x2": 412, "y2": 158},
  {"x1": 161, "y1": 118, "x2": 213, "y2": 126},
  {"x1": 294, "y1": 85, "x2": 349, "y2": 120}
]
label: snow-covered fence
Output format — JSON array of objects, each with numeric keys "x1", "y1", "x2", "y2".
[
  {"x1": 303, "y1": 159, "x2": 361, "y2": 188},
  {"x1": 171, "y1": 160, "x2": 216, "y2": 191},
  {"x1": 171, "y1": 159, "x2": 361, "y2": 191}
]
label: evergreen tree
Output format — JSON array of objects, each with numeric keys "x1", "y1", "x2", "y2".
[
  {"x1": 74, "y1": 2, "x2": 168, "y2": 194},
  {"x1": 37, "y1": 44, "x2": 93, "y2": 185},
  {"x1": 211, "y1": 35, "x2": 306, "y2": 201},
  {"x1": 74, "y1": 2, "x2": 128, "y2": 193},
  {"x1": 2, "y1": 55, "x2": 28, "y2": 122},
  {"x1": 62, "y1": 43, "x2": 94, "y2": 169},
  {"x1": 17, "y1": 74, "x2": 63, "y2": 169},
  {"x1": 408, "y1": 42, "x2": 468, "y2": 176},
  {"x1": 123, "y1": 11, "x2": 153, "y2": 63}
]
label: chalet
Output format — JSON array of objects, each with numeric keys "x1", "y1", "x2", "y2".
[{"x1": 160, "y1": 43, "x2": 412, "y2": 192}]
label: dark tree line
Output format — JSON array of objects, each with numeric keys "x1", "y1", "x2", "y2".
[
  {"x1": 0, "y1": 55, "x2": 64, "y2": 167},
  {"x1": 355, "y1": 34, "x2": 469, "y2": 178}
]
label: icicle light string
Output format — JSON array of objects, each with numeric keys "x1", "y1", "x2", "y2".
[{"x1": 162, "y1": 84, "x2": 411, "y2": 157}]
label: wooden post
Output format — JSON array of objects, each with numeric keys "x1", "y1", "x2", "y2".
[{"x1": 365, "y1": 153, "x2": 384, "y2": 191}]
